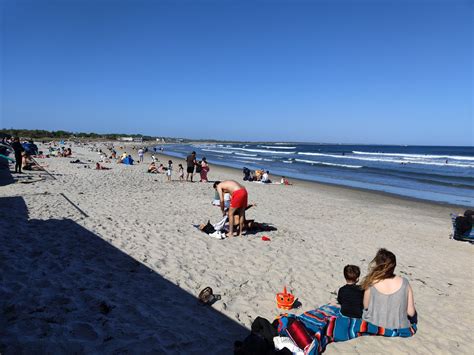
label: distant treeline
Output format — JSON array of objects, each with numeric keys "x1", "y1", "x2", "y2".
[
  {"x1": 1, "y1": 129, "x2": 157, "y2": 141},
  {"x1": 1, "y1": 128, "x2": 289, "y2": 145}
]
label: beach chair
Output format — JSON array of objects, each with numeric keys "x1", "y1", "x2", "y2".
[
  {"x1": 0, "y1": 154, "x2": 15, "y2": 162},
  {"x1": 450, "y1": 213, "x2": 474, "y2": 243}
]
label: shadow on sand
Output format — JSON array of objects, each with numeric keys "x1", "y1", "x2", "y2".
[
  {"x1": 0, "y1": 196, "x2": 247, "y2": 353},
  {"x1": 0, "y1": 162, "x2": 14, "y2": 186}
]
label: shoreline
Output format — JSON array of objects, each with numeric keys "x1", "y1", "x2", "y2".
[{"x1": 142, "y1": 148, "x2": 471, "y2": 211}]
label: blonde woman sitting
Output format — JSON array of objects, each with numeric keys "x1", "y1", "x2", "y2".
[{"x1": 361, "y1": 248, "x2": 417, "y2": 328}]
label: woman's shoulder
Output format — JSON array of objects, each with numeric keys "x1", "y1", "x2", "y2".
[
  {"x1": 400, "y1": 276, "x2": 412, "y2": 287},
  {"x1": 372, "y1": 276, "x2": 406, "y2": 294}
]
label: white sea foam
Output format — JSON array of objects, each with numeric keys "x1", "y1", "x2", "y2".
[
  {"x1": 193, "y1": 144, "x2": 216, "y2": 149},
  {"x1": 282, "y1": 160, "x2": 293, "y2": 164},
  {"x1": 202, "y1": 149, "x2": 233, "y2": 154},
  {"x1": 235, "y1": 152, "x2": 258, "y2": 157},
  {"x1": 295, "y1": 159, "x2": 362, "y2": 169},
  {"x1": 259, "y1": 145, "x2": 297, "y2": 149},
  {"x1": 352, "y1": 151, "x2": 474, "y2": 161},
  {"x1": 223, "y1": 147, "x2": 295, "y2": 154},
  {"x1": 297, "y1": 152, "x2": 474, "y2": 168}
]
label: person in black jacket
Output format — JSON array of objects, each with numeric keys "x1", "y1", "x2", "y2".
[
  {"x1": 337, "y1": 264, "x2": 364, "y2": 318},
  {"x1": 11, "y1": 137, "x2": 25, "y2": 173}
]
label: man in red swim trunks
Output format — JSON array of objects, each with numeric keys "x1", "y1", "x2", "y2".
[{"x1": 213, "y1": 180, "x2": 248, "y2": 237}]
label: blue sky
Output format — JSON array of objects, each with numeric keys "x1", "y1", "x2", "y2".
[{"x1": 1, "y1": 0, "x2": 472, "y2": 145}]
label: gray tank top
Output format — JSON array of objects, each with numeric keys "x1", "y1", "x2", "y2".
[{"x1": 362, "y1": 277, "x2": 411, "y2": 329}]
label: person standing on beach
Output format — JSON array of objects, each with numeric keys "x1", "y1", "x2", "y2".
[
  {"x1": 186, "y1": 151, "x2": 197, "y2": 182},
  {"x1": 166, "y1": 160, "x2": 173, "y2": 182},
  {"x1": 11, "y1": 137, "x2": 25, "y2": 174},
  {"x1": 138, "y1": 148, "x2": 144, "y2": 163},
  {"x1": 200, "y1": 157, "x2": 210, "y2": 182},
  {"x1": 213, "y1": 180, "x2": 248, "y2": 237},
  {"x1": 178, "y1": 164, "x2": 184, "y2": 181}
]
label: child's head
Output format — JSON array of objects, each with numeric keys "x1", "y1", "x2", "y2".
[
  {"x1": 343, "y1": 265, "x2": 360, "y2": 284},
  {"x1": 179, "y1": 164, "x2": 183, "y2": 168},
  {"x1": 168, "y1": 160, "x2": 172, "y2": 164}
]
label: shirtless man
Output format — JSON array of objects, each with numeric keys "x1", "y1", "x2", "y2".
[
  {"x1": 186, "y1": 151, "x2": 197, "y2": 182},
  {"x1": 213, "y1": 180, "x2": 248, "y2": 237}
]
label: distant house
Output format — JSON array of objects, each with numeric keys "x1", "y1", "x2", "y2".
[
  {"x1": 133, "y1": 137, "x2": 143, "y2": 142},
  {"x1": 117, "y1": 137, "x2": 134, "y2": 142}
]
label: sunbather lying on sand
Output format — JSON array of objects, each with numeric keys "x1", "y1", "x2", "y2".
[{"x1": 96, "y1": 163, "x2": 111, "y2": 170}]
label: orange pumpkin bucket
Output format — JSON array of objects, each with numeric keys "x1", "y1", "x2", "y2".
[{"x1": 276, "y1": 286, "x2": 295, "y2": 310}]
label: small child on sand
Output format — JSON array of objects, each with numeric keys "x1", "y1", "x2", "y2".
[
  {"x1": 178, "y1": 164, "x2": 184, "y2": 181},
  {"x1": 337, "y1": 265, "x2": 364, "y2": 318},
  {"x1": 167, "y1": 160, "x2": 173, "y2": 181},
  {"x1": 280, "y1": 176, "x2": 289, "y2": 185}
]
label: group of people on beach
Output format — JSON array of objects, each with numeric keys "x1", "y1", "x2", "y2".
[
  {"x1": 146, "y1": 151, "x2": 210, "y2": 183},
  {"x1": 186, "y1": 151, "x2": 210, "y2": 182},
  {"x1": 242, "y1": 167, "x2": 291, "y2": 185},
  {"x1": 3, "y1": 138, "x2": 420, "y2": 353},
  {"x1": 83, "y1": 145, "x2": 213, "y2": 184},
  {"x1": 8, "y1": 137, "x2": 62, "y2": 173},
  {"x1": 209, "y1": 160, "x2": 418, "y2": 350},
  {"x1": 148, "y1": 160, "x2": 182, "y2": 182},
  {"x1": 236, "y1": 248, "x2": 418, "y2": 354},
  {"x1": 243, "y1": 167, "x2": 272, "y2": 183}
]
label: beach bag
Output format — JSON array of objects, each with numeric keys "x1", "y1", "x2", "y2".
[
  {"x1": 195, "y1": 163, "x2": 202, "y2": 173},
  {"x1": 235, "y1": 317, "x2": 277, "y2": 354}
]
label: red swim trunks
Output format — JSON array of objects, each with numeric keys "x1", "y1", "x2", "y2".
[{"x1": 230, "y1": 188, "x2": 248, "y2": 209}]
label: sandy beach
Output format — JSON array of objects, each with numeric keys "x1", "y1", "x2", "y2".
[{"x1": 1, "y1": 142, "x2": 473, "y2": 354}]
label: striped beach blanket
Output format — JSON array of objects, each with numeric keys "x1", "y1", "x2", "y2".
[{"x1": 276, "y1": 304, "x2": 417, "y2": 355}]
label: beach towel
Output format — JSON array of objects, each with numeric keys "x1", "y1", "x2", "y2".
[
  {"x1": 193, "y1": 223, "x2": 226, "y2": 240},
  {"x1": 213, "y1": 215, "x2": 228, "y2": 232},
  {"x1": 275, "y1": 304, "x2": 417, "y2": 355}
]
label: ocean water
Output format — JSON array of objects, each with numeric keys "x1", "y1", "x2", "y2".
[{"x1": 157, "y1": 143, "x2": 474, "y2": 206}]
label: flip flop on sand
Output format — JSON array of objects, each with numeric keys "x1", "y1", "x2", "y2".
[{"x1": 198, "y1": 287, "x2": 221, "y2": 305}]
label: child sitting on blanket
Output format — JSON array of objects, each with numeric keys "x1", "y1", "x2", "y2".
[{"x1": 337, "y1": 265, "x2": 364, "y2": 318}]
